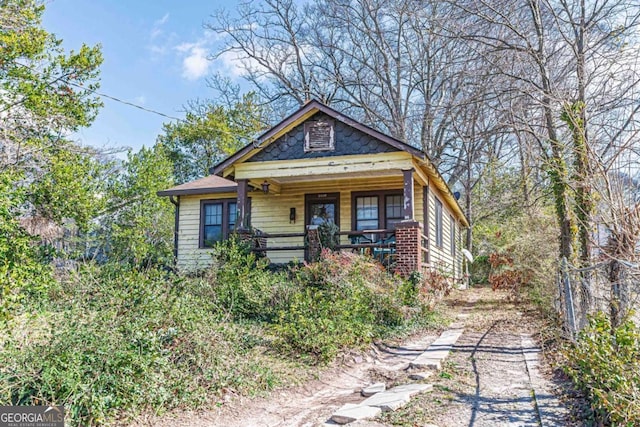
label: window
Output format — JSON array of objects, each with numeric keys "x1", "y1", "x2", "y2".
[
  {"x1": 385, "y1": 195, "x2": 404, "y2": 229},
  {"x1": 353, "y1": 191, "x2": 404, "y2": 232},
  {"x1": 200, "y1": 199, "x2": 237, "y2": 248},
  {"x1": 450, "y1": 215, "x2": 456, "y2": 256},
  {"x1": 435, "y1": 198, "x2": 443, "y2": 247},
  {"x1": 356, "y1": 196, "x2": 378, "y2": 230}
]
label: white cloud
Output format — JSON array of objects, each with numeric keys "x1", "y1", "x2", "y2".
[
  {"x1": 155, "y1": 13, "x2": 170, "y2": 27},
  {"x1": 150, "y1": 13, "x2": 170, "y2": 40},
  {"x1": 215, "y1": 50, "x2": 246, "y2": 79},
  {"x1": 181, "y1": 46, "x2": 210, "y2": 80}
]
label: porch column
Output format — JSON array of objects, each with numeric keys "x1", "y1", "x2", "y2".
[
  {"x1": 394, "y1": 221, "x2": 423, "y2": 278},
  {"x1": 237, "y1": 179, "x2": 248, "y2": 230},
  {"x1": 402, "y1": 169, "x2": 414, "y2": 220}
]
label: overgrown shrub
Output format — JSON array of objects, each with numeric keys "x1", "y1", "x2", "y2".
[
  {"x1": 209, "y1": 236, "x2": 289, "y2": 321},
  {"x1": 273, "y1": 250, "x2": 420, "y2": 363},
  {"x1": 469, "y1": 254, "x2": 490, "y2": 285},
  {"x1": 0, "y1": 264, "x2": 293, "y2": 426},
  {"x1": 564, "y1": 312, "x2": 640, "y2": 425},
  {"x1": 473, "y1": 206, "x2": 557, "y2": 303},
  {"x1": 0, "y1": 242, "x2": 444, "y2": 425}
]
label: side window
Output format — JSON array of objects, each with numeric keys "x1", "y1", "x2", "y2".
[
  {"x1": 203, "y1": 203, "x2": 223, "y2": 247},
  {"x1": 450, "y1": 215, "x2": 456, "y2": 256},
  {"x1": 435, "y1": 198, "x2": 443, "y2": 247},
  {"x1": 200, "y1": 200, "x2": 237, "y2": 248}
]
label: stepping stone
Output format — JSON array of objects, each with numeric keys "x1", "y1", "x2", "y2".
[
  {"x1": 331, "y1": 403, "x2": 382, "y2": 424},
  {"x1": 361, "y1": 392, "x2": 411, "y2": 412},
  {"x1": 361, "y1": 383, "x2": 433, "y2": 411},
  {"x1": 361, "y1": 382, "x2": 386, "y2": 397},
  {"x1": 410, "y1": 328, "x2": 463, "y2": 370},
  {"x1": 409, "y1": 371, "x2": 433, "y2": 380},
  {"x1": 388, "y1": 383, "x2": 433, "y2": 396},
  {"x1": 410, "y1": 357, "x2": 441, "y2": 370}
]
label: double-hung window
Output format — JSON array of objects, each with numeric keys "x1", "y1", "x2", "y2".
[
  {"x1": 385, "y1": 194, "x2": 404, "y2": 229},
  {"x1": 353, "y1": 191, "x2": 404, "y2": 232},
  {"x1": 355, "y1": 196, "x2": 379, "y2": 230},
  {"x1": 200, "y1": 199, "x2": 237, "y2": 248},
  {"x1": 450, "y1": 215, "x2": 456, "y2": 256},
  {"x1": 435, "y1": 198, "x2": 443, "y2": 247}
]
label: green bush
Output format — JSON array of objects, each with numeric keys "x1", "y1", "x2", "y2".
[
  {"x1": 564, "y1": 312, "x2": 640, "y2": 425},
  {"x1": 273, "y1": 250, "x2": 420, "y2": 363},
  {"x1": 209, "y1": 236, "x2": 289, "y2": 321},
  {"x1": 469, "y1": 254, "x2": 490, "y2": 285},
  {"x1": 0, "y1": 264, "x2": 291, "y2": 426},
  {"x1": 0, "y1": 242, "x2": 444, "y2": 425}
]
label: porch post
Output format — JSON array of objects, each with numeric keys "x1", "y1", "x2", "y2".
[
  {"x1": 237, "y1": 179, "x2": 248, "y2": 230},
  {"x1": 402, "y1": 169, "x2": 414, "y2": 220}
]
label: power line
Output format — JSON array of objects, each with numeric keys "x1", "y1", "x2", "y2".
[
  {"x1": 11, "y1": 61, "x2": 185, "y2": 122},
  {"x1": 64, "y1": 80, "x2": 185, "y2": 122}
]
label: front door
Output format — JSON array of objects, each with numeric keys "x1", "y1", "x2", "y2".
[{"x1": 305, "y1": 193, "x2": 339, "y2": 260}]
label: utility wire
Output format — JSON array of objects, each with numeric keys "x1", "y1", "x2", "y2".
[
  {"x1": 64, "y1": 79, "x2": 185, "y2": 122},
  {"x1": 8, "y1": 61, "x2": 185, "y2": 122}
]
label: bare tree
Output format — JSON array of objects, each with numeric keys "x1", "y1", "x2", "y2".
[{"x1": 448, "y1": 0, "x2": 640, "y2": 264}]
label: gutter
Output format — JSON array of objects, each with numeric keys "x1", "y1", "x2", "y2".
[{"x1": 169, "y1": 196, "x2": 179, "y2": 263}]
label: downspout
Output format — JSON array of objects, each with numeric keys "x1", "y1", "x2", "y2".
[{"x1": 169, "y1": 196, "x2": 179, "y2": 263}]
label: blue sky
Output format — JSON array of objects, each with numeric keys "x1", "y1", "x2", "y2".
[{"x1": 43, "y1": 0, "x2": 241, "y2": 155}]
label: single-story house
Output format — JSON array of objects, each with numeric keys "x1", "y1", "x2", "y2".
[{"x1": 158, "y1": 100, "x2": 469, "y2": 279}]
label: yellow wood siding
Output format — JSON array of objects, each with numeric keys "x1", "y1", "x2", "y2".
[
  {"x1": 176, "y1": 193, "x2": 237, "y2": 270},
  {"x1": 253, "y1": 176, "x2": 404, "y2": 262},
  {"x1": 175, "y1": 173, "x2": 465, "y2": 277},
  {"x1": 425, "y1": 183, "x2": 461, "y2": 279},
  {"x1": 234, "y1": 152, "x2": 414, "y2": 180}
]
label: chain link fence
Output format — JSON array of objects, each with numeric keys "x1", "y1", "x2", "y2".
[{"x1": 557, "y1": 257, "x2": 640, "y2": 340}]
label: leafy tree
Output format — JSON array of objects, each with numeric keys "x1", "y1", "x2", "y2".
[
  {"x1": 29, "y1": 143, "x2": 107, "y2": 232},
  {"x1": 0, "y1": 171, "x2": 53, "y2": 322},
  {"x1": 0, "y1": 0, "x2": 102, "y2": 319},
  {"x1": 100, "y1": 144, "x2": 175, "y2": 266},
  {"x1": 1, "y1": 0, "x2": 102, "y2": 166},
  {"x1": 158, "y1": 92, "x2": 266, "y2": 184}
]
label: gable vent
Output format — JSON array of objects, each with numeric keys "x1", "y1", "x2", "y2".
[{"x1": 304, "y1": 119, "x2": 335, "y2": 152}]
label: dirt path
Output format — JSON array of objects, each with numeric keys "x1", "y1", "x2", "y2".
[
  {"x1": 134, "y1": 287, "x2": 579, "y2": 427},
  {"x1": 133, "y1": 330, "x2": 441, "y2": 427},
  {"x1": 381, "y1": 287, "x2": 578, "y2": 426}
]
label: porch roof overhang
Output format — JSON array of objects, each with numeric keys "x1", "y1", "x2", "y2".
[
  {"x1": 156, "y1": 175, "x2": 237, "y2": 197},
  {"x1": 229, "y1": 151, "x2": 470, "y2": 228},
  {"x1": 230, "y1": 152, "x2": 414, "y2": 181}
]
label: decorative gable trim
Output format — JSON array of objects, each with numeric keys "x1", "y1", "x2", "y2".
[
  {"x1": 304, "y1": 119, "x2": 335, "y2": 152},
  {"x1": 211, "y1": 100, "x2": 424, "y2": 175}
]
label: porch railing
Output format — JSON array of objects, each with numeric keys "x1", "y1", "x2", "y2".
[{"x1": 247, "y1": 228, "x2": 396, "y2": 263}]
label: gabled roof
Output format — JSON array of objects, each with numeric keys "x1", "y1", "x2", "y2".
[
  {"x1": 157, "y1": 175, "x2": 237, "y2": 197},
  {"x1": 211, "y1": 99, "x2": 425, "y2": 175},
  {"x1": 158, "y1": 100, "x2": 470, "y2": 227}
]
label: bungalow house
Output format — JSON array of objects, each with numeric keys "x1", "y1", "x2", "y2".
[{"x1": 158, "y1": 100, "x2": 469, "y2": 279}]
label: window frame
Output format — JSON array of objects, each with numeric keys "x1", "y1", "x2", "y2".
[
  {"x1": 199, "y1": 198, "x2": 238, "y2": 249},
  {"x1": 351, "y1": 190, "x2": 404, "y2": 232},
  {"x1": 450, "y1": 214, "x2": 456, "y2": 256},
  {"x1": 435, "y1": 197, "x2": 443, "y2": 247}
]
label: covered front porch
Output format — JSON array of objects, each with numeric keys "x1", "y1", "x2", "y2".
[{"x1": 228, "y1": 153, "x2": 431, "y2": 274}]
